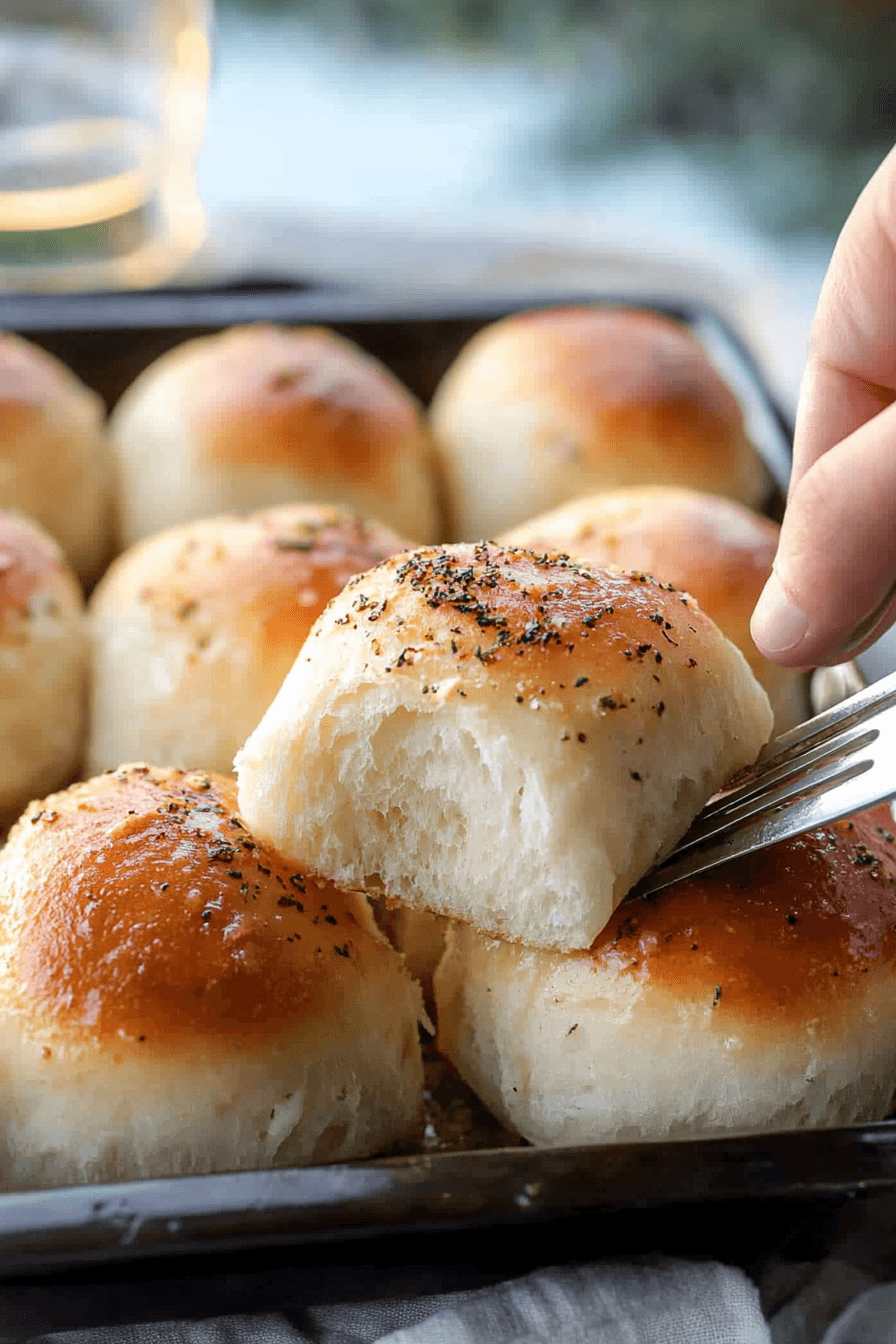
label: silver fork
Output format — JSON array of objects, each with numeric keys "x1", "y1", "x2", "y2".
[{"x1": 635, "y1": 668, "x2": 896, "y2": 896}]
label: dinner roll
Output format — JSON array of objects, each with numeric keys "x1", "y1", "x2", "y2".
[
  {"x1": 236, "y1": 543, "x2": 773, "y2": 953},
  {"x1": 110, "y1": 324, "x2": 442, "y2": 548},
  {"x1": 429, "y1": 306, "x2": 770, "y2": 541},
  {"x1": 0, "y1": 765, "x2": 424, "y2": 1190},
  {"x1": 0, "y1": 510, "x2": 86, "y2": 826},
  {"x1": 434, "y1": 806, "x2": 896, "y2": 1146},
  {"x1": 0, "y1": 332, "x2": 109, "y2": 583},
  {"x1": 501, "y1": 487, "x2": 808, "y2": 732},
  {"x1": 87, "y1": 504, "x2": 413, "y2": 776}
]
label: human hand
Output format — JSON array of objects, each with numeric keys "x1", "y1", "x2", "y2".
[{"x1": 750, "y1": 143, "x2": 896, "y2": 669}]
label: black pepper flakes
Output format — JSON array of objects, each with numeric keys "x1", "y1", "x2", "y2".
[
  {"x1": 274, "y1": 536, "x2": 315, "y2": 551},
  {"x1": 209, "y1": 845, "x2": 236, "y2": 862}
]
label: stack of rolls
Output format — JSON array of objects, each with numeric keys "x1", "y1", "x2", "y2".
[
  {"x1": 235, "y1": 542, "x2": 896, "y2": 1147},
  {"x1": 234, "y1": 543, "x2": 774, "y2": 953}
]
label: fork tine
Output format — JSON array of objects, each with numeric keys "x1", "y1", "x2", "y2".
[
  {"x1": 635, "y1": 760, "x2": 887, "y2": 897},
  {"x1": 680, "y1": 724, "x2": 880, "y2": 845},
  {"x1": 694, "y1": 669, "x2": 896, "y2": 823},
  {"x1": 631, "y1": 669, "x2": 896, "y2": 898},
  {"x1": 668, "y1": 742, "x2": 878, "y2": 859}
]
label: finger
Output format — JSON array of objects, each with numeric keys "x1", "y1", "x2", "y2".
[
  {"x1": 791, "y1": 142, "x2": 896, "y2": 494},
  {"x1": 751, "y1": 396, "x2": 896, "y2": 668}
]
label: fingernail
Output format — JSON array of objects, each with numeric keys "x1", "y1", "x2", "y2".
[
  {"x1": 841, "y1": 578, "x2": 896, "y2": 655},
  {"x1": 750, "y1": 572, "x2": 810, "y2": 654}
]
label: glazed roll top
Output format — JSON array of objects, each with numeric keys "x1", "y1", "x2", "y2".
[
  {"x1": 501, "y1": 486, "x2": 808, "y2": 731},
  {"x1": 109, "y1": 323, "x2": 443, "y2": 547},
  {"x1": 87, "y1": 504, "x2": 414, "y2": 775},
  {"x1": 0, "y1": 766, "x2": 424, "y2": 1190},
  {"x1": 434, "y1": 805, "x2": 896, "y2": 1146},
  {"x1": 429, "y1": 306, "x2": 770, "y2": 541}
]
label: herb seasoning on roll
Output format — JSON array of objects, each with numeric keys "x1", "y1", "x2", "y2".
[
  {"x1": 0, "y1": 766, "x2": 424, "y2": 1190},
  {"x1": 87, "y1": 503, "x2": 414, "y2": 776},
  {"x1": 235, "y1": 543, "x2": 773, "y2": 953},
  {"x1": 501, "y1": 485, "x2": 808, "y2": 733}
]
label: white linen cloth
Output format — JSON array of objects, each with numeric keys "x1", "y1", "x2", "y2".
[{"x1": 23, "y1": 1259, "x2": 772, "y2": 1344}]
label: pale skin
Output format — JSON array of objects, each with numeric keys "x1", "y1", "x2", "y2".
[{"x1": 750, "y1": 142, "x2": 896, "y2": 669}]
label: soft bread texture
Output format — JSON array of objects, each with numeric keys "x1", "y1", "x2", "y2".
[
  {"x1": 109, "y1": 324, "x2": 442, "y2": 548},
  {"x1": 374, "y1": 902, "x2": 449, "y2": 1006},
  {"x1": 0, "y1": 332, "x2": 110, "y2": 583},
  {"x1": 0, "y1": 510, "x2": 87, "y2": 826},
  {"x1": 429, "y1": 306, "x2": 770, "y2": 541},
  {"x1": 0, "y1": 766, "x2": 424, "y2": 1190},
  {"x1": 87, "y1": 504, "x2": 413, "y2": 776},
  {"x1": 236, "y1": 543, "x2": 773, "y2": 953},
  {"x1": 501, "y1": 487, "x2": 808, "y2": 732},
  {"x1": 433, "y1": 806, "x2": 896, "y2": 1146}
]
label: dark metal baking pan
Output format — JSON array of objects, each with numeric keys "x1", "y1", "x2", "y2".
[
  {"x1": 0, "y1": 283, "x2": 864, "y2": 1330},
  {"x1": 2, "y1": 1122, "x2": 896, "y2": 1274}
]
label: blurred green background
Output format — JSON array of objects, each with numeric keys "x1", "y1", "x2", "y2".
[{"x1": 218, "y1": 0, "x2": 896, "y2": 238}]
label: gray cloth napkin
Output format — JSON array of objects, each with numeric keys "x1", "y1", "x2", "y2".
[
  {"x1": 28, "y1": 1258, "x2": 772, "y2": 1344},
  {"x1": 818, "y1": 1284, "x2": 896, "y2": 1344}
]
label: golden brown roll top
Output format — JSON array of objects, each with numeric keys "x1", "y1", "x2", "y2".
[
  {"x1": 501, "y1": 486, "x2": 808, "y2": 731},
  {"x1": 236, "y1": 543, "x2": 773, "y2": 952},
  {"x1": 429, "y1": 306, "x2": 770, "y2": 541},
  {"x1": 0, "y1": 332, "x2": 110, "y2": 583},
  {"x1": 434, "y1": 806, "x2": 896, "y2": 1146},
  {"x1": 0, "y1": 766, "x2": 424, "y2": 1189},
  {"x1": 109, "y1": 324, "x2": 443, "y2": 547},
  {"x1": 0, "y1": 509, "x2": 86, "y2": 824},
  {"x1": 87, "y1": 503, "x2": 414, "y2": 775}
]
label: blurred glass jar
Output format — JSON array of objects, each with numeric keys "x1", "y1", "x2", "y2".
[{"x1": 0, "y1": 0, "x2": 211, "y2": 291}]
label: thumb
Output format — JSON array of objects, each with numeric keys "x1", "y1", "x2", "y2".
[{"x1": 750, "y1": 398, "x2": 896, "y2": 668}]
